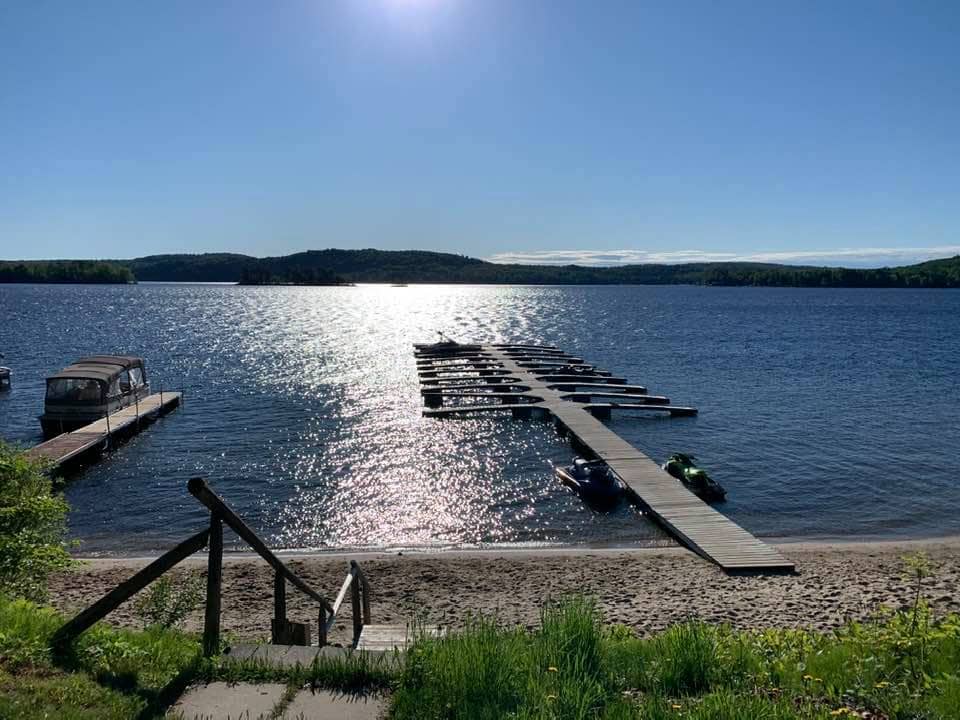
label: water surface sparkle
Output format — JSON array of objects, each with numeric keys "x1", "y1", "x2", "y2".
[{"x1": 1, "y1": 283, "x2": 958, "y2": 554}]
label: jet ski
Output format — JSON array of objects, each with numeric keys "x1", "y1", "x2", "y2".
[
  {"x1": 555, "y1": 457, "x2": 623, "y2": 509},
  {"x1": 662, "y1": 453, "x2": 726, "y2": 502}
]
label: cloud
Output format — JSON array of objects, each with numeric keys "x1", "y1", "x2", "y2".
[{"x1": 485, "y1": 246, "x2": 960, "y2": 268}]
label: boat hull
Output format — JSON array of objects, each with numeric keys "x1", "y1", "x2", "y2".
[{"x1": 555, "y1": 465, "x2": 623, "y2": 509}]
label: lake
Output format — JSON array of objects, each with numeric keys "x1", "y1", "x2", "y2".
[{"x1": 1, "y1": 283, "x2": 958, "y2": 554}]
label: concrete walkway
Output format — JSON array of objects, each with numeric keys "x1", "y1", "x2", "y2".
[{"x1": 169, "y1": 682, "x2": 386, "y2": 720}]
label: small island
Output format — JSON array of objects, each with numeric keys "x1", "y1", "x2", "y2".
[{"x1": 237, "y1": 266, "x2": 354, "y2": 286}]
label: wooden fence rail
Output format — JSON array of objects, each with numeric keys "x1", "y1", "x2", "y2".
[
  {"x1": 51, "y1": 528, "x2": 211, "y2": 652},
  {"x1": 52, "y1": 478, "x2": 362, "y2": 658}
]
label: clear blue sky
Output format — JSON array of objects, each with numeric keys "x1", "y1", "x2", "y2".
[{"x1": 2, "y1": 0, "x2": 958, "y2": 266}]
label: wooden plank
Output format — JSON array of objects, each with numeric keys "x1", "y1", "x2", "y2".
[{"x1": 356, "y1": 624, "x2": 442, "y2": 652}]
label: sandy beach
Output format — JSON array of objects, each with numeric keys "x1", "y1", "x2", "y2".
[{"x1": 48, "y1": 538, "x2": 960, "y2": 647}]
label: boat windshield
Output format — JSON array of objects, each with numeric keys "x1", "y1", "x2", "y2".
[{"x1": 46, "y1": 378, "x2": 103, "y2": 403}]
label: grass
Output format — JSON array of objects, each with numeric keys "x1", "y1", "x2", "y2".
[
  {"x1": 0, "y1": 596, "x2": 203, "y2": 718},
  {"x1": 391, "y1": 596, "x2": 960, "y2": 720},
  {"x1": 0, "y1": 595, "x2": 392, "y2": 719},
  {"x1": 3, "y1": 558, "x2": 959, "y2": 719}
]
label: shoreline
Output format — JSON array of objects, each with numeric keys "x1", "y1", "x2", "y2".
[
  {"x1": 50, "y1": 536, "x2": 960, "y2": 647},
  {"x1": 69, "y1": 533, "x2": 960, "y2": 565}
]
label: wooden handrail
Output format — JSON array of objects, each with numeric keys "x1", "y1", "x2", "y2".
[
  {"x1": 52, "y1": 528, "x2": 211, "y2": 651},
  {"x1": 187, "y1": 478, "x2": 333, "y2": 615},
  {"x1": 52, "y1": 479, "x2": 347, "y2": 657},
  {"x1": 189, "y1": 477, "x2": 335, "y2": 652},
  {"x1": 324, "y1": 560, "x2": 372, "y2": 647}
]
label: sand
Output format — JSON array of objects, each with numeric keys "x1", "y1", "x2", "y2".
[{"x1": 48, "y1": 538, "x2": 960, "y2": 647}]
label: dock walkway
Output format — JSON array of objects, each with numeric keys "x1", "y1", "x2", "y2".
[
  {"x1": 414, "y1": 344, "x2": 792, "y2": 573},
  {"x1": 26, "y1": 391, "x2": 182, "y2": 470}
]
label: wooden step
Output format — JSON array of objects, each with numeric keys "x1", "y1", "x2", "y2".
[{"x1": 355, "y1": 624, "x2": 443, "y2": 652}]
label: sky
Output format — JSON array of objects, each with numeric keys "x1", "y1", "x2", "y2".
[{"x1": 1, "y1": 0, "x2": 958, "y2": 267}]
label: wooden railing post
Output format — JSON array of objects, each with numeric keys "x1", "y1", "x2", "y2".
[
  {"x1": 361, "y1": 582, "x2": 371, "y2": 625},
  {"x1": 203, "y1": 513, "x2": 223, "y2": 657},
  {"x1": 272, "y1": 570, "x2": 286, "y2": 644},
  {"x1": 350, "y1": 567, "x2": 363, "y2": 646},
  {"x1": 318, "y1": 608, "x2": 328, "y2": 647},
  {"x1": 352, "y1": 560, "x2": 371, "y2": 625},
  {"x1": 188, "y1": 478, "x2": 333, "y2": 649}
]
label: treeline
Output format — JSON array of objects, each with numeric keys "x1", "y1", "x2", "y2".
[
  {"x1": 700, "y1": 259, "x2": 960, "y2": 288},
  {"x1": 3, "y1": 249, "x2": 960, "y2": 287},
  {"x1": 126, "y1": 249, "x2": 960, "y2": 287},
  {"x1": 0, "y1": 261, "x2": 134, "y2": 284}
]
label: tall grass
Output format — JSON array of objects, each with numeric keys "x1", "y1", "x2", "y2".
[
  {"x1": 3, "y1": 579, "x2": 960, "y2": 718},
  {"x1": 392, "y1": 596, "x2": 960, "y2": 720}
]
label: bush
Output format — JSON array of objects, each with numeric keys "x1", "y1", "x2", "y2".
[
  {"x1": 132, "y1": 574, "x2": 204, "y2": 630},
  {"x1": 0, "y1": 442, "x2": 73, "y2": 602}
]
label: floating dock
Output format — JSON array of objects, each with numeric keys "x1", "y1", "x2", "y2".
[
  {"x1": 414, "y1": 344, "x2": 793, "y2": 573},
  {"x1": 25, "y1": 391, "x2": 182, "y2": 471}
]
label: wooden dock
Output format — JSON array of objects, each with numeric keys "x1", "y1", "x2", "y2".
[
  {"x1": 414, "y1": 344, "x2": 793, "y2": 573},
  {"x1": 25, "y1": 391, "x2": 182, "y2": 471}
]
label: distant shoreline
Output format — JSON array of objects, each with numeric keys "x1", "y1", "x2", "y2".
[{"x1": 4, "y1": 249, "x2": 960, "y2": 288}]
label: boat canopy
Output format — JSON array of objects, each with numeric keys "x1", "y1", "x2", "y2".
[
  {"x1": 75, "y1": 355, "x2": 143, "y2": 369},
  {"x1": 46, "y1": 356, "x2": 147, "y2": 400},
  {"x1": 48, "y1": 356, "x2": 143, "y2": 381}
]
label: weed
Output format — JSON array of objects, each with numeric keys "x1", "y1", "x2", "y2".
[{"x1": 132, "y1": 573, "x2": 205, "y2": 630}]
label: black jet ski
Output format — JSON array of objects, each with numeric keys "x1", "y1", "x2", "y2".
[{"x1": 555, "y1": 457, "x2": 623, "y2": 509}]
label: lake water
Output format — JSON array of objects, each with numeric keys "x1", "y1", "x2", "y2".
[{"x1": 1, "y1": 283, "x2": 958, "y2": 555}]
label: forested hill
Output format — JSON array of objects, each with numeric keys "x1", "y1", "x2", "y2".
[
  {"x1": 2, "y1": 249, "x2": 960, "y2": 287},
  {"x1": 130, "y1": 249, "x2": 959, "y2": 287}
]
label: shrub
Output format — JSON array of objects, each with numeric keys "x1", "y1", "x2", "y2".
[
  {"x1": 132, "y1": 574, "x2": 204, "y2": 630},
  {"x1": 0, "y1": 442, "x2": 73, "y2": 602}
]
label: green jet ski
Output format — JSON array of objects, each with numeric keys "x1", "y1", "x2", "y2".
[{"x1": 662, "y1": 453, "x2": 726, "y2": 502}]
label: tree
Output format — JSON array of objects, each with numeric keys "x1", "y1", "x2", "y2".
[{"x1": 0, "y1": 443, "x2": 74, "y2": 601}]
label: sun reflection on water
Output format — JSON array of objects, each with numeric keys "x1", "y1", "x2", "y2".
[{"x1": 22, "y1": 282, "x2": 959, "y2": 553}]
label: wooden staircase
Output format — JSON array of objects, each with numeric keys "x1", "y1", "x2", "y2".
[{"x1": 51, "y1": 478, "x2": 440, "y2": 665}]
